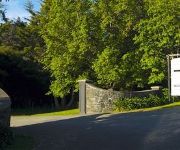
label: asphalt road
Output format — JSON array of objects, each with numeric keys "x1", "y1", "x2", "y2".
[{"x1": 11, "y1": 107, "x2": 180, "y2": 150}]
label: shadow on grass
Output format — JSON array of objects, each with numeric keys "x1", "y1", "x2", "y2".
[
  {"x1": 11, "y1": 107, "x2": 78, "y2": 116},
  {"x1": 12, "y1": 107, "x2": 180, "y2": 150}
]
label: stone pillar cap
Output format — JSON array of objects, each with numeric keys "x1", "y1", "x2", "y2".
[
  {"x1": 78, "y1": 79, "x2": 93, "y2": 83},
  {"x1": 151, "y1": 86, "x2": 163, "y2": 90}
]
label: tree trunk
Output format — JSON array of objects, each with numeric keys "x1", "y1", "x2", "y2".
[
  {"x1": 54, "y1": 97, "x2": 60, "y2": 109},
  {"x1": 61, "y1": 97, "x2": 66, "y2": 108},
  {"x1": 67, "y1": 88, "x2": 74, "y2": 107}
]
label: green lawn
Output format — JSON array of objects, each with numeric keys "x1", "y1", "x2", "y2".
[
  {"x1": 12, "y1": 108, "x2": 80, "y2": 116},
  {"x1": 114, "y1": 101, "x2": 180, "y2": 113},
  {"x1": 141, "y1": 101, "x2": 180, "y2": 111},
  {"x1": 32, "y1": 108, "x2": 80, "y2": 116},
  {"x1": 12, "y1": 101, "x2": 180, "y2": 117},
  {"x1": 12, "y1": 102, "x2": 180, "y2": 117}
]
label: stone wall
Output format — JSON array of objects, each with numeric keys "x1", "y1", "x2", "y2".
[
  {"x1": 86, "y1": 83, "x2": 122, "y2": 113},
  {"x1": 0, "y1": 89, "x2": 11, "y2": 127},
  {"x1": 79, "y1": 80, "x2": 162, "y2": 114}
]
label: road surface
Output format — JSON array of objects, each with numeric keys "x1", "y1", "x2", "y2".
[{"x1": 11, "y1": 107, "x2": 180, "y2": 150}]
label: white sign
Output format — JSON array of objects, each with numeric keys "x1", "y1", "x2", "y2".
[{"x1": 171, "y1": 58, "x2": 180, "y2": 96}]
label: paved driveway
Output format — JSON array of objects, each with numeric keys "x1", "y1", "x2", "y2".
[{"x1": 11, "y1": 107, "x2": 180, "y2": 150}]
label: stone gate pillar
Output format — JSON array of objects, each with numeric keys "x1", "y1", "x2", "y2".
[{"x1": 78, "y1": 80, "x2": 87, "y2": 114}]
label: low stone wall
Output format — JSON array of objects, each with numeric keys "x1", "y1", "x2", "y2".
[
  {"x1": 86, "y1": 84, "x2": 121, "y2": 113},
  {"x1": 0, "y1": 89, "x2": 11, "y2": 127},
  {"x1": 79, "y1": 80, "x2": 162, "y2": 114}
]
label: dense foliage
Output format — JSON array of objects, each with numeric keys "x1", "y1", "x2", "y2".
[
  {"x1": 40, "y1": 0, "x2": 96, "y2": 98},
  {"x1": 134, "y1": 0, "x2": 180, "y2": 85},
  {"x1": 0, "y1": 4, "x2": 51, "y2": 107},
  {"x1": 0, "y1": 46, "x2": 51, "y2": 107},
  {"x1": 0, "y1": 0, "x2": 179, "y2": 107},
  {"x1": 114, "y1": 93, "x2": 169, "y2": 111},
  {"x1": 39, "y1": 0, "x2": 179, "y2": 100}
]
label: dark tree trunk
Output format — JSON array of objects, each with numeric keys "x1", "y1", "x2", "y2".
[
  {"x1": 67, "y1": 87, "x2": 74, "y2": 107},
  {"x1": 54, "y1": 97, "x2": 60, "y2": 109},
  {"x1": 61, "y1": 97, "x2": 66, "y2": 108}
]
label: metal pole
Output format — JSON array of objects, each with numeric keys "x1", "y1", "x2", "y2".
[{"x1": 167, "y1": 55, "x2": 171, "y2": 102}]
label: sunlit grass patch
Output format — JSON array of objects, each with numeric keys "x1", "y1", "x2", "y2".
[
  {"x1": 12, "y1": 108, "x2": 80, "y2": 116},
  {"x1": 32, "y1": 108, "x2": 80, "y2": 116},
  {"x1": 114, "y1": 101, "x2": 180, "y2": 114}
]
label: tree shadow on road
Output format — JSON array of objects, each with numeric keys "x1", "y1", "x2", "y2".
[{"x1": 12, "y1": 107, "x2": 180, "y2": 150}]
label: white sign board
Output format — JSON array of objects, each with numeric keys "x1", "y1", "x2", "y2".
[{"x1": 171, "y1": 58, "x2": 180, "y2": 96}]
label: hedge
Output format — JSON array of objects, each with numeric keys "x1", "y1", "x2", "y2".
[{"x1": 114, "y1": 89, "x2": 170, "y2": 111}]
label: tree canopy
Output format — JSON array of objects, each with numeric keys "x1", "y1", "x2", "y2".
[
  {"x1": 134, "y1": 0, "x2": 180, "y2": 84},
  {"x1": 0, "y1": 0, "x2": 179, "y2": 108},
  {"x1": 39, "y1": 0, "x2": 179, "y2": 99},
  {"x1": 0, "y1": 2, "x2": 51, "y2": 107}
]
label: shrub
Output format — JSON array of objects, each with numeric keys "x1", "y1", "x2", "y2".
[
  {"x1": 161, "y1": 88, "x2": 180, "y2": 102},
  {"x1": 162, "y1": 88, "x2": 169, "y2": 101},
  {"x1": 114, "y1": 94, "x2": 169, "y2": 111},
  {"x1": 0, "y1": 46, "x2": 51, "y2": 108},
  {"x1": 0, "y1": 125, "x2": 13, "y2": 149}
]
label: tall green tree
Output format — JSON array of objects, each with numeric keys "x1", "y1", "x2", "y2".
[
  {"x1": 39, "y1": 0, "x2": 179, "y2": 103},
  {"x1": 40, "y1": 0, "x2": 97, "y2": 106},
  {"x1": 0, "y1": 46, "x2": 51, "y2": 107},
  {"x1": 40, "y1": 0, "x2": 146, "y2": 95},
  {"x1": 93, "y1": 0, "x2": 144, "y2": 89},
  {"x1": 23, "y1": 1, "x2": 45, "y2": 60},
  {"x1": 0, "y1": 1, "x2": 51, "y2": 107},
  {"x1": 0, "y1": 18, "x2": 28, "y2": 50},
  {"x1": 134, "y1": 0, "x2": 180, "y2": 85}
]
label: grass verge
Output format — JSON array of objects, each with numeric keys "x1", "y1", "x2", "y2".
[
  {"x1": 114, "y1": 101, "x2": 180, "y2": 114},
  {"x1": 12, "y1": 102, "x2": 180, "y2": 117},
  {"x1": 32, "y1": 108, "x2": 80, "y2": 116},
  {"x1": 141, "y1": 101, "x2": 180, "y2": 111},
  {"x1": 6, "y1": 135, "x2": 35, "y2": 150},
  {"x1": 12, "y1": 108, "x2": 80, "y2": 117}
]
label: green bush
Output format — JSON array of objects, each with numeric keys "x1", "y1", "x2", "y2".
[
  {"x1": 161, "y1": 88, "x2": 180, "y2": 102},
  {"x1": 114, "y1": 94, "x2": 169, "y2": 111},
  {"x1": 0, "y1": 125, "x2": 13, "y2": 149},
  {"x1": 162, "y1": 88, "x2": 169, "y2": 101}
]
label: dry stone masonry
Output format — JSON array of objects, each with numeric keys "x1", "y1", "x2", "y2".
[{"x1": 79, "y1": 80, "x2": 162, "y2": 114}]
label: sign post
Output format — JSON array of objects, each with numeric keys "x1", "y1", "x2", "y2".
[
  {"x1": 167, "y1": 54, "x2": 180, "y2": 102},
  {"x1": 171, "y1": 58, "x2": 180, "y2": 96}
]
